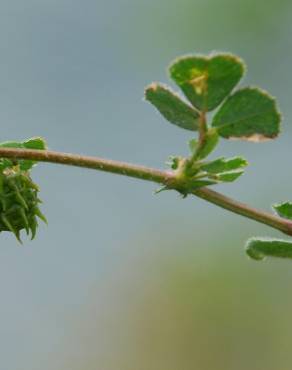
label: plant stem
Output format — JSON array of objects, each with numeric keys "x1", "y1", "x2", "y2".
[
  {"x1": 198, "y1": 111, "x2": 208, "y2": 141},
  {"x1": 191, "y1": 111, "x2": 208, "y2": 162},
  {"x1": 192, "y1": 188, "x2": 292, "y2": 236},
  {"x1": 0, "y1": 147, "x2": 291, "y2": 236}
]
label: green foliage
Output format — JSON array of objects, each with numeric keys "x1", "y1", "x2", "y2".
[
  {"x1": 146, "y1": 53, "x2": 280, "y2": 143},
  {"x1": 201, "y1": 157, "x2": 248, "y2": 173},
  {"x1": 215, "y1": 170, "x2": 244, "y2": 182},
  {"x1": 22, "y1": 137, "x2": 47, "y2": 150},
  {"x1": 212, "y1": 88, "x2": 281, "y2": 140},
  {"x1": 145, "y1": 83, "x2": 199, "y2": 131},
  {"x1": 145, "y1": 52, "x2": 281, "y2": 194},
  {"x1": 0, "y1": 168, "x2": 47, "y2": 242},
  {"x1": 273, "y1": 202, "x2": 292, "y2": 220},
  {"x1": 0, "y1": 137, "x2": 47, "y2": 242},
  {"x1": 187, "y1": 156, "x2": 247, "y2": 185},
  {"x1": 198, "y1": 156, "x2": 247, "y2": 185},
  {"x1": 246, "y1": 238, "x2": 292, "y2": 261},
  {"x1": 0, "y1": 137, "x2": 47, "y2": 171},
  {"x1": 145, "y1": 51, "x2": 292, "y2": 262},
  {"x1": 146, "y1": 51, "x2": 282, "y2": 196},
  {"x1": 247, "y1": 202, "x2": 292, "y2": 262},
  {"x1": 169, "y1": 53, "x2": 245, "y2": 111},
  {"x1": 0, "y1": 51, "x2": 287, "y2": 258}
]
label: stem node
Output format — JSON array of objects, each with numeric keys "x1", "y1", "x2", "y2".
[{"x1": 0, "y1": 147, "x2": 288, "y2": 237}]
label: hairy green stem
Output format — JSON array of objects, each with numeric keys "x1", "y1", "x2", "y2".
[{"x1": 0, "y1": 147, "x2": 291, "y2": 236}]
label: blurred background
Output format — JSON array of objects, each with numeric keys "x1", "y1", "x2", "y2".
[{"x1": 1, "y1": 0, "x2": 292, "y2": 369}]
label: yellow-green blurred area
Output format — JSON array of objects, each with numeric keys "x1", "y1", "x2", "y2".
[
  {"x1": 57, "y1": 238, "x2": 292, "y2": 370},
  {"x1": 1, "y1": 0, "x2": 292, "y2": 369},
  {"x1": 59, "y1": 231, "x2": 292, "y2": 370}
]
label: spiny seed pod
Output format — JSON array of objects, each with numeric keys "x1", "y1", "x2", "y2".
[{"x1": 0, "y1": 166, "x2": 47, "y2": 242}]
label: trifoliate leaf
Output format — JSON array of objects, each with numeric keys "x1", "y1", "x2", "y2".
[
  {"x1": 195, "y1": 128, "x2": 219, "y2": 159},
  {"x1": 201, "y1": 157, "x2": 248, "y2": 174},
  {"x1": 246, "y1": 238, "x2": 292, "y2": 261},
  {"x1": 169, "y1": 53, "x2": 245, "y2": 112},
  {"x1": 212, "y1": 88, "x2": 281, "y2": 141},
  {"x1": 273, "y1": 202, "x2": 292, "y2": 220},
  {"x1": 145, "y1": 83, "x2": 199, "y2": 131}
]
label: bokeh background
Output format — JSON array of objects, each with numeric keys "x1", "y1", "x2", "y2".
[{"x1": 1, "y1": 0, "x2": 292, "y2": 369}]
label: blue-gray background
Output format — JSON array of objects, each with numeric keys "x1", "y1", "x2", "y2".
[{"x1": 1, "y1": 1, "x2": 292, "y2": 369}]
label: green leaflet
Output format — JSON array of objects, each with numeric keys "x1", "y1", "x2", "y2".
[
  {"x1": 246, "y1": 238, "x2": 292, "y2": 261},
  {"x1": 0, "y1": 137, "x2": 47, "y2": 150},
  {"x1": 201, "y1": 156, "x2": 248, "y2": 173},
  {"x1": 273, "y1": 202, "x2": 292, "y2": 220},
  {"x1": 169, "y1": 53, "x2": 245, "y2": 112},
  {"x1": 212, "y1": 88, "x2": 281, "y2": 141},
  {"x1": 145, "y1": 83, "x2": 200, "y2": 131},
  {"x1": 215, "y1": 170, "x2": 244, "y2": 182},
  {"x1": 186, "y1": 152, "x2": 248, "y2": 188},
  {"x1": 0, "y1": 141, "x2": 23, "y2": 149},
  {"x1": 188, "y1": 171, "x2": 244, "y2": 190},
  {"x1": 23, "y1": 137, "x2": 47, "y2": 150},
  {"x1": 0, "y1": 137, "x2": 47, "y2": 171},
  {"x1": 187, "y1": 156, "x2": 246, "y2": 189}
]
